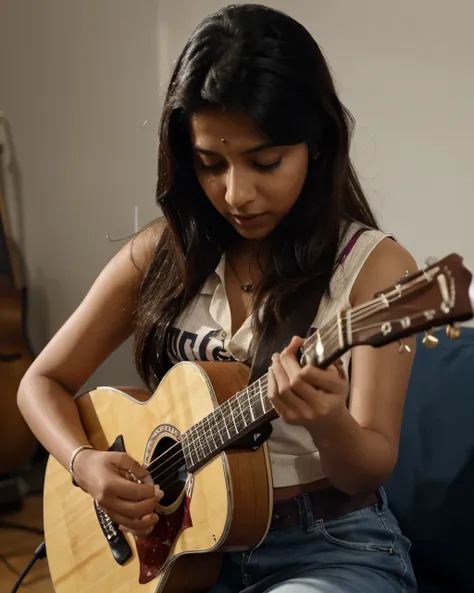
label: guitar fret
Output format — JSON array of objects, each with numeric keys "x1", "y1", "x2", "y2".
[
  {"x1": 191, "y1": 425, "x2": 203, "y2": 462},
  {"x1": 193, "y1": 422, "x2": 206, "y2": 462},
  {"x1": 199, "y1": 419, "x2": 213, "y2": 459},
  {"x1": 235, "y1": 391, "x2": 248, "y2": 429},
  {"x1": 207, "y1": 414, "x2": 218, "y2": 450},
  {"x1": 182, "y1": 432, "x2": 196, "y2": 468},
  {"x1": 211, "y1": 410, "x2": 224, "y2": 445},
  {"x1": 251, "y1": 383, "x2": 265, "y2": 418},
  {"x1": 220, "y1": 406, "x2": 231, "y2": 440},
  {"x1": 258, "y1": 380, "x2": 267, "y2": 413},
  {"x1": 228, "y1": 401, "x2": 239, "y2": 434},
  {"x1": 246, "y1": 387, "x2": 255, "y2": 422}
]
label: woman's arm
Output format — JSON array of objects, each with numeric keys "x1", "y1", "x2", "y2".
[
  {"x1": 269, "y1": 238, "x2": 418, "y2": 495},
  {"x1": 311, "y1": 239, "x2": 417, "y2": 493},
  {"x1": 17, "y1": 224, "x2": 162, "y2": 536}
]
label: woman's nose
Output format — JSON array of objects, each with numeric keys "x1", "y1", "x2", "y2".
[{"x1": 224, "y1": 168, "x2": 257, "y2": 210}]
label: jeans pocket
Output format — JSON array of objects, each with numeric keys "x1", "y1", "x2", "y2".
[{"x1": 317, "y1": 508, "x2": 396, "y2": 554}]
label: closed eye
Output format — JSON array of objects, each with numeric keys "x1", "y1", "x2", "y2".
[
  {"x1": 197, "y1": 159, "x2": 282, "y2": 173},
  {"x1": 198, "y1": 161, "x2": 225, "y2": 173},
  {"x1": 254, "y1": 159, "x2": 282, "y2": 172}
]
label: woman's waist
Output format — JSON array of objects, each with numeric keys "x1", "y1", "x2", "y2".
[
  {"x1": 273, "y1": 477, "x2": 332, "y2": 502},
  {"x1": 271, "y1": 478, "x2": 380, "y2": 530}
]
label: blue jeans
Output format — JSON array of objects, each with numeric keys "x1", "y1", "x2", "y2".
[{"x1": 208, "y1": 488, "x2": 416, "y2": 592}]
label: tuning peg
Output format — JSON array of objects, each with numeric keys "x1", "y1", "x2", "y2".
[
  {"x1": 398, "y1": 340, "x2": 412, "y2": 354},
  {"x1": 446, "y1": 324, "x2": 461, "y2": 340},
  {"x1": 422, "y1": 330, "x2": 439, "y2": 349},
  {"x1": 424, "y1": 256, "x2": 438, "y2": 267}
]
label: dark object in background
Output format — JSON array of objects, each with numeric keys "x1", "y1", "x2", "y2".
[{"x1": 385, "y1": 329, "x2": 474, "y2": 593}]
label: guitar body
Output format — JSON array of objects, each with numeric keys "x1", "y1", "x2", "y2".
[{"x1": 43, "y1": 361, "x2": 274, "y2": 593}]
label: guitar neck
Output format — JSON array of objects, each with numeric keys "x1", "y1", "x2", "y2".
[
  {"x1": 181, "y1": 254, "x2": 474, "y2": 473},
  {"x1": 181, "y1": 321, "x2": 340, "y2": 472}
]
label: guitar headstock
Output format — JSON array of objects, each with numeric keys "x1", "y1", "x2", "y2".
[{"x1": 348, "y1": 253, "x2": 474, "y2": 349}]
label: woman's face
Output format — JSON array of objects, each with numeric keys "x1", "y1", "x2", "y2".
[{"x1": 190, "y1": 110, "x2": 309, "y2": 241}]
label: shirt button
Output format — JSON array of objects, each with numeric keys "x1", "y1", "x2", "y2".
[{"x1": 221, "y1": 331, "x2": 227, "y2": 338}]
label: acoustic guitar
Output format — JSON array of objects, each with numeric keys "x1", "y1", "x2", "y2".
[
  {"x1": 0, "y1": 143, "x2": 38, "y2": 473},
  {"x1": 43, "y1": 253, "x2": 474, "y2": 593}
]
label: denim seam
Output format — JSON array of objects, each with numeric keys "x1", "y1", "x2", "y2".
[
  {"x1": 302, "y1": 493, "x2": 316, "y2": 533},
  {"x1": 241, "y1": 549, "x2": 254, "y2": 588},
  {"x1": 376, "y1": 509, "x2": 408, "y2": 586}
]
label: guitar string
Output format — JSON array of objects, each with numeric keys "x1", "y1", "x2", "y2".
[
  {"x1": 147, "y1": 328, "x2": 344, "y2": 487},
  {"x1": 143, "y1": 284, "x2": 425, "y2": 483},
  {"x1": 142, "y1": 293, "x2": 393, "y2": 477},
  {"x1": 143, "y1": 287, "x2": 403, "y2": 479},
  {"x1": 146, "y1": 311, "x2": 398, "y2": 486},
  {"x1": 150, "y1": 314, "x2": 398, "y2": 489},
  {"x1": 149, "y1": 299, "x2": 437, "y2": 489},
  {"x1": 146, "y1": 378, "x2": 272, "y2": 485},
  {"x1": 154, "y1": 292, "x2": 436, "y2": 487},
  {"x1": 144, "y1": 274, "x2": 432, "y2": 483}
]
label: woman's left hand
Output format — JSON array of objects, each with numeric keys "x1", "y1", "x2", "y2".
[{"x1": 268, "y1": 336, "x2": 348, "y2": 429}]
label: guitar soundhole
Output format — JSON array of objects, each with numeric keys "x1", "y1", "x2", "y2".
[{"x1": 151, "y1": 435, "x2": 187, "y2": 507}]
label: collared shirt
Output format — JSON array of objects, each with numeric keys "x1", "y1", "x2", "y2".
[{"x1": 166, "y1": 223, "x2": 390, "y2": 487}]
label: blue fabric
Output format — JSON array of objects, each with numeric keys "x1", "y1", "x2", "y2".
[
  {"x1": 208, "y1": 488, "x2": 416, "y2": 592},
  {"x1": 385, "y1": 329, "x2": 474, "y2": 593}
]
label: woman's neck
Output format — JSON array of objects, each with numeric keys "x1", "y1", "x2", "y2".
[{"x1": 229, "y1": 237, "x2": 268, "y2": 263}]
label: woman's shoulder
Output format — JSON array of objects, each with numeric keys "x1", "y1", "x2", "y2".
[
  {"x1": 349, "y1": 232, "x2": 418, "y2": 306},
  {"x1": 331, "y1": 221, "x2": 417, "y2": 307},
  {"x1": 127, "y1": 217, "x2": 167, "y2": 275}
]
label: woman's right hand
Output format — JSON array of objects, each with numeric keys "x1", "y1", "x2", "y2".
[{"x1": 73, "y1": 449, "x2": 163, "y2": 538}]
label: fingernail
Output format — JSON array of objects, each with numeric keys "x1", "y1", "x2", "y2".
[
  {"x1": 154, "y1": 486, "x2": 162, "y2": 498},
  {"x1": 143, "y1": 473, "x2": 154, "y2": 485}
]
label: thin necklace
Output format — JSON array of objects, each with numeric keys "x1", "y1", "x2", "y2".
[{"x1": 227, "y1": 259, "x2": 256, "y2": 293}]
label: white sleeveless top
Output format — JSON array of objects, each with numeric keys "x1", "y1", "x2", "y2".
[{"x1": 166, "y1": 222, "x2": 390, "y2": 487}]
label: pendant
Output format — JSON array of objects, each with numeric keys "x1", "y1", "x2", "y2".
[{"x1": 241, "y1": 284, "x2": 254, "y2": 293}]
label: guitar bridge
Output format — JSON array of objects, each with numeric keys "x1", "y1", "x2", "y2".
[{"x1": 93, "y1": 435, "x2": 132, "y2": 566}]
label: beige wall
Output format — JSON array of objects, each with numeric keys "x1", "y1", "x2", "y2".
[
  {"x1": 0, "y1": 0, "x2": 473, "y2": 391},
  {"x1": 0, "y1": 1, "x2": 161, "y2": 389}
]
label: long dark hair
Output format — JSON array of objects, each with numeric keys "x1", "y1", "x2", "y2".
[{"x1": 133, "y1": 3, "x2": 378, "y2": 389}]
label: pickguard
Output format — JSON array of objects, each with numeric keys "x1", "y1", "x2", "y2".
[{"x1": 136, "y1": 480, "x2": 194, "y2": 584}]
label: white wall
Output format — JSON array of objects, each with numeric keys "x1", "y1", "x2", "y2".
[
  {"x1": 0, "y1": 0, "x2": 473, "y2": 392},
  {"x1": 0, "y1": 0, "x2": 161, "y2": 388}
]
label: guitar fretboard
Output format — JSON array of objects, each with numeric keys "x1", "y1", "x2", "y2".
[
  {"x1": 181, "y1": 375, "x2": 276, "y2": 472},
  {"x1": 180, "y1": 321, "x2": 343, "y2": 472}
]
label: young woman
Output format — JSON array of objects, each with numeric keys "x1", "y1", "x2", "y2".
[{"x1": 18, "y1": 4, "x2": 418, "y2": 592}]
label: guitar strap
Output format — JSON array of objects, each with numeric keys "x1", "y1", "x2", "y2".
[{"x1": 232, "y1": 227, "x2": 368, "y2": 451}]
